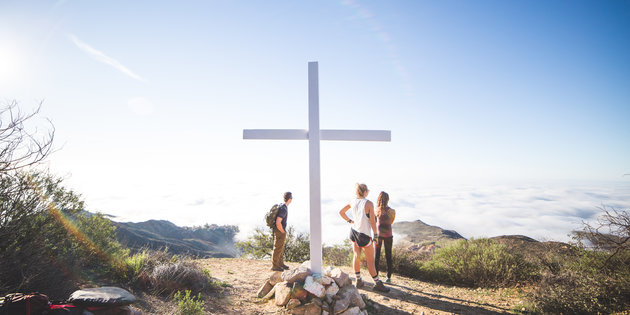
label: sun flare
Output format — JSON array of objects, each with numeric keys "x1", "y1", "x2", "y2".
[{"x1": 0, "y1": 40, "x2": 23, "y2": 86}]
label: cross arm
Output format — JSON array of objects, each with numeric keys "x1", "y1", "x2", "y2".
[
  {"x1": 320, "y1": 130, "x2": 391, "y2": 142},
  {"x1": 243, "y1": 129, "x2": 391, "y2": 141},
  {"x1": 243, "y1": 129, "x2": 308, "y2": 140}
]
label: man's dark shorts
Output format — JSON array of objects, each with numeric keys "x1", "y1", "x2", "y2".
[{"x1": 349, "y1": 228, "x2": 372, "y2": 247}]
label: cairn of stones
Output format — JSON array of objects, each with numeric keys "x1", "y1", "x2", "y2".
[{"x1": 257, "y1": 262, "x2": 369, "y2": 315}]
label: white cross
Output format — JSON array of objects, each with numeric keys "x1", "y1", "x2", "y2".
[{"x1": 243, "y1": 62, "x2": 391, "y2": 274}]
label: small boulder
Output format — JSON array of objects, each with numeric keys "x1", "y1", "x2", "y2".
[
  {"x1": 326, "y1": 282, "x2": 339, "y2": 300},
  {"x1": 270, "y1": 271, "x2": 284, "y2": 286},
  {"x1": 261, "y1": 285, "x2": 276, "y2": 301},
  {"x1": 323, "y1": 266, "x2": 334, "y2": 277},
  {"x1": 310, "y1": 297, "x2": 323, "y2": 307},
  {"x1": 304, "y1": 276, "x2": 326, "y2": 298},
  {"x1": 319, "y1": 275, "x2": 333, "y2": 286},
  {"x1": 339, "y1": 306, "x2": 361, "y2": 315},
  {"x1": 330, "y1": 268, "x2": 350, "y2": 288},
  {"x1": 282, "y1": 266, "x2": 311, "y2": 284},
  {"x1": 286, "y1": 298, "x2": 301, "y2": 310},
  {"x1": 325, "y1": 282, "x2": 339, "y2": 298},
  {"x1": 333, "y1": 293, "x2": 351, "y2": 314},
  {"x1": 291, "y1": 302, "x2": 322, "y2": 315},
  {"x1": 291, "y1": 282, "x2": 309, "y2": 301},
  {"x1": 275, "y1": 281, "x2": 292, "y2": 306},
  {"x1": 256, "y1": 280, "x2": 273, "y2": 298},
  {"x1": 339, "y1": 286, "x2": 365, "y2": 309}
]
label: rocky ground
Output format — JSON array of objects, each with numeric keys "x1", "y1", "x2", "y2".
[{"x1": 195, "y1": 258, "x2": 528, "y2": 315}]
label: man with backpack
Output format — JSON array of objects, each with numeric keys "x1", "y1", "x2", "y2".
[{"x1": 271, "y1": 192, "x2": 292, "y2": 271}]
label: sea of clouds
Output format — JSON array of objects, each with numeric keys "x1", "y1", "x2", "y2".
[
  {"x1": 95, "y1": 178, "x2": 630, "y2": 246},
  {"x1": 313, "y1": 180, "x2": 630, "y2": 244}
]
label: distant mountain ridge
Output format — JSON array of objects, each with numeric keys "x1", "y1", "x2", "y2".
[
  {"x1": 393, "y1": 220, "x2": 571, "y2": 255},
  {"x1": 113, "y1": 220, "x2": 239, "y2": 258},
  {"x1": 394, "y1": 220, "x2": 466, "y2": 247}
]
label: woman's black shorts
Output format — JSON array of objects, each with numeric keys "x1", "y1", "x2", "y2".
[{"x1": 349, "y1": 228, "x2": 372, "y2": 247}]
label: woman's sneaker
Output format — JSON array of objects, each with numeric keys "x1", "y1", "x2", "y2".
[
  {"x1": 373, "y1": 280, "x2": 390, "y2": 292},
  {"x1": 385, "y1": 277, "x2": 391, "y2": 283},
  {"x1": 354, "y1": 278, "x2": 364, "y2": 288}
]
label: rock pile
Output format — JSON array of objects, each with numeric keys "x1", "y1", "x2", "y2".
[{"x1": 257, "y1": 262, "x2": 369, "y2": 315}]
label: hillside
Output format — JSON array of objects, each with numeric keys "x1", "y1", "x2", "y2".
[
  {"x1": 114, "y1": 220, "x2": 239, "y2": 258},
  {"x1": 393, "y1": 220, "x2": 466, "y2": 248}
]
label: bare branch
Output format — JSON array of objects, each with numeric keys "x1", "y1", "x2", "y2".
[
  {"x1": 577, "y1": 205, "x2": 630, "y2": 266},
  {"x1": 0, "y1": 101, "x2": 55, "y2": 173}
]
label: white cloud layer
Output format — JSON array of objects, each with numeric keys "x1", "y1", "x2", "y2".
[{"x1": 92, "y1": 179, "x2": 630, "y2": 245}]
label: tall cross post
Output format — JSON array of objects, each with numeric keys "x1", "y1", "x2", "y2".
[{"x1": 243, "y1": 62, "x2": 391, "y2": 274}]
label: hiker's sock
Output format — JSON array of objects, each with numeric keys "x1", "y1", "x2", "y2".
[
  {"x1": 355, "y1": 272, "x2": 361, "y2": 280},
  {"x1": 372, "y1": 275, "x2": 380, "y2": 283}
]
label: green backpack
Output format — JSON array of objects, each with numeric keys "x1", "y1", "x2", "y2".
[{"x1": 265, "y1": 204, "x2": 282, "y2": 228}]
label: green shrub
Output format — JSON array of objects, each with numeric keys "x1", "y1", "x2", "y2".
[
  {"x1": 527, "y1": 208, "x2": 630, "y2": 314},
  {"x1": 284, "y1": 227, "x2": 310, "y2": 263},
  {"x1": 530, "y1": 245, "x2": 630, "y2": 314},
  {"x1": 173, "y1": 290, "x2": 205, "y2": 315},
  {"x1": 236, "y1": 226, "x2": 310, "y2": 263},
  {"x1": 236, "y1": 227, "x2": 273, "y2": 259},
  {"x1": 323, "y1": 240, "x2": 353, "y2": 267},
  {"x1": 387, "y1": 247, "x2": 432, "y2": 279},
  {"x1": 0, "y1": 171, "x2": 128, "y2": 298},
  {"x1": 125, "y1": 250, "x2": 152, "y2": 277},
  {"x1": 420, "y1": 238, "x2": 537, "y2": 287}
]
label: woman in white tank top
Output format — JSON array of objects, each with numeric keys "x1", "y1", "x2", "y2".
[{"x1": 339, "y1": 183, "x2": 390, "y2": 292}]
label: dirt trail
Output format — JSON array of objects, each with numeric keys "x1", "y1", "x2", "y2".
[{"x1": 196, "y1": 258, "x2": 526, "y2": 315}]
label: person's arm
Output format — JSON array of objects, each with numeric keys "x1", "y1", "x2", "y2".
[
  {"x1": 390, "y1": 209, "x2": 396, "y2": 224},
  {"x1": 366, "y1": 201, "x2": 377, "y2": 237},
  {"x1": 275, "y1": 216, "x2": 285, "y2": 234},
  {"x1": 339, "y1": 204, "x2": 353, "y2": 224}
]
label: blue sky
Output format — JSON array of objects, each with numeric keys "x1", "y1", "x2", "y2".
[{"x1": 1, "y1": 0, "x2": 629, "y2": 244}]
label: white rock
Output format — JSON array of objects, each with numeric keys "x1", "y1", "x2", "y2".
[
  {"x1": 282, "y1": 266, "x2": 311, "y2": 284},
  {"x1": 274, "y1": 281, "x2": 292, "y2": 306},
  {"x1": 323, "y1": 266, "x2": 334, "y2": 277},
  {"x1": 325, "y1": 282, "x2": 339, "y2": 298},
  {"x1": 304, "y1": 276, "x2": 326, "y2": 298},
  {"x1": 319, "y1": 275, "x2": 333, "y2": 286}
]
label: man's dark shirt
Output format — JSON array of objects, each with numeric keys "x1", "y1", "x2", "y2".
[{"x1": 277, "y1": 204, "x2": 288, "y2": 230}]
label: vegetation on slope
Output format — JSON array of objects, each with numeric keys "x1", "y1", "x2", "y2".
[{"x1": 115, "y1": 220, "x2": 239, "y2": 258}]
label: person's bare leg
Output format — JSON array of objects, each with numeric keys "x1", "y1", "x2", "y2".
[
  {"x1": 352, "y1": 241, "x2": 364, "y2": 287},
  {"x1": 352, "y1": 241, "x2": 362, "y2": 273},
  {"x1": 363, "y1": 243, "x2": 377, "y2": 277}
]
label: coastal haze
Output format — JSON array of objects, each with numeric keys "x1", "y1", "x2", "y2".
[{"x1": 1, "y1": 1, "x2": 628, "y2": 245}]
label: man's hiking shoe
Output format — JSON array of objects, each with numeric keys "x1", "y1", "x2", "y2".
[
  {"x1": 271, "y1": 267, "x2": 284, "y2": 271},
  {"x1": 373, "y1": 280, "x2": 390, "y2": 293},
  {"x1": 354, "y1": 278, "x2": 364, "y2": 288},
  {"x1": 385, "y1": 277, "x2": 391, "y2": 283},
  {"x1": 282, "y1": 264, "x2": 290, "y2": 270}
]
